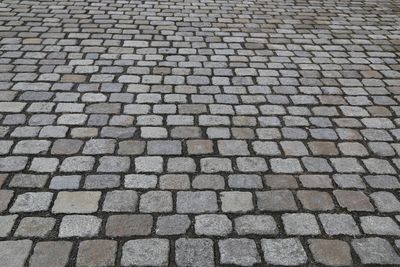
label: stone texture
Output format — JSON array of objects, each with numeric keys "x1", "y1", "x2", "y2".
[
  {"x1": 1, "y1": 0, "x2": 400, "y2": 265},
  {"x1": 352, "y1": 238, "x2": 400, "y2": 265},
  {"x1": 195, "y1": 214, "x2": 232, "y2": 236},
  {"x1": 29, "y1": 241, "x2": 72, "y2": 267},
  {"x1": 103, "y1": 190, "x2": 138, "y2": 212},
  {"x1": 106, "y1": 215, "x2": 153, "y2": 236},
  {"x1": 235, "y1": 215, "x2": 278, "y2": 235},
  {"x1": 77, "y1": 240, "x2": 117, "y2": 267},
  {"x1": 52, "y1": 191, "x2": 101, "y2": 213},
  {"x1": 219, "y1": 239, "x2": 261, "y2": 266},
  {"x1": 15, "y1": 217, "x2": 55, "y2": 237},
  {"x1": 10, "y1": 192, "x2": 53, "y2": 213},
  {"x1": 257, "y1": 190, "x2": 297, "y2": 211},
  {"x1": 156, "y1": 215, "x2": 191, "y2": 235},
  {"x1": 121, "y1": 239, "x2": 169, "y2": 266},
  {"x1": 175, "y1": 238, "x2": 214, "y2": 267},
  {"x1": 220, "y1": 191, "x2": 253, "y2": 213},
  {"x1": 309, "y1": 239, "x2": 352, "y2": 266},
  {"x1": 0, "y1": 240, "x2": 32, "y2": 267},
  {"x1": 261, "y1": 238, "x2": 307, "y2": 266},
  {"x1": 59, "y1": 215, "x2": 101, "y2": 237},
  {"x1": 139, "y1": 191, "x2": 173, "y2": 213},
  {"x1": 282, "y1": 213, "x2": 320, "y2": 235},
  {"x1": 177, "y1": 191, "x2": 218, "y2": 213}
]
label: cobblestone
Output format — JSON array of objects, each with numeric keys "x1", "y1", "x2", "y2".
[
  {"x1": 0, "y1": 0, "x2": 399, "y2": 264},
  {"x1": 175, "y1": 238, "x2": 214, "y2": 267},
  {"x1": 261, "y1": 238, "x2": 307, "y2": 266}
]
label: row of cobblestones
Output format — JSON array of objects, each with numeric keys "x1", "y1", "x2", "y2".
[{"x1": 1, "y1": 0, "x2": 400, "y2": 265}]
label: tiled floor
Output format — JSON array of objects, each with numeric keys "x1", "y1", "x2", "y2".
[{"x1": 1, "y1": 0, "x2": 400, "y2": 265}]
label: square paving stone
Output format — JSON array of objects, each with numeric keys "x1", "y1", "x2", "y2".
[
  {"x1": 84, "y1": 174, "x2": 120, "y2": 189},
  {"x1": 14, "y1": 217, "x2": 55, "y2": 237},
  {"x1": 121, "y1": 239, "x2": 169, "y2": 266},
  {"x1": 156, "y1": 215, "x2": 191, "y2": 235},
  {"x1": 270, "y1": 158, "x2": 302, "y2": 173},
  {"x1": 319, "y1": 214, "x2": 360, "y2": 236},
  {"x1": 218, "y1": 140, "x2": 250, "y2": 155},
  {"x1": 333, "y1": 190, "x2": 374, "y2": 211},
  {"x1": 192, "y1": 175, "x2": 225, "y2": 190},
  {"x1": 261, "y1": 238, "x2": 307, "y2": 266},
  {"x1": 299, "y1": 175, "x2": 333, "y2": 188},
  {"x1": 282, "y1": 213, "x2": 320, "y2": 235},
  {"x1": 0, "y1": 240, "x2": 32, "y2": 267},
  {"x1": 103, "y1": 190, "x2": 138, "y2": 212},
  {"x1": 106, "y1": 214, "x2": 153, "y2": 236},
  {"x1": 135, "y1": 156, "x2": 163, "y2": 173},
  {"x1": 0, "y1": 156, "x2": 28, "y2": 172},
  {"x1": 49, "y1": 175, "x2": 81, "y2": 190},
  {"x1": 0, "y1": 215, "x2": 17, "y2": 237},
  {"x1": 200, "y1": 158, "x2": 233, "y2": 173},
  {"x1": 195, "y1": 214, "x2": 232, "y2": 236},
  {"x1": 187, "y1": 140, "x2": 214, "y2": 154},
  {"x1": 29, "y1": 157, "x2": 59, "y2": 172},
  {"x1": 59, "y1": 215, "x2": 101, "y2": 237},
  {"x1": 177, "y1": 191, "x2": 218, "y2": 213},
  {"x1": 364, "y1": 175, "x2": 400, "y2": 189},
  {"x1": 175, "y1": 238, "x2": 214, "y2": 267},
  {"x1": 97, "y1": 156, "x2": 130, "y2": 172},
  {"x1": 235, "y1": 215, "x2": 278, "y2": 235},
  {"x1": 360, "y1": 216, "x2": 400, "y2": 236},
  {"x1": 29, "y1": 241, "x2": 72, "y2": 267},
  {"x1": 236, "y1": 157, "x2": 268, "y2": 172},
  {"x1": 256, "y1": 190, "x2": 297, "y2": 211},
  {"x1": 228, "y1": 174, "x2": 263, "y2": 189},
  {"x1": 0, "y1": 190, "x2": 13, "y2": 212},
  {"x1": 297, "y1": 190, "x2": 334, "y2": 211},
  {"x1": 118, "y1": 140, "x2": 146, "y2": 155},
  {"x1": 219, "y1": 238, "x2": 261, "y2": 266},
  {"x1": 9, "y1": 174, "x2": 48, "y2": 188},
  {"x1": 125, "y1": 174, "x2": 157, "y2": 188},
  {"x1": 147, "y1": 140, "x2": 182, "y2": 155},
  {"x1": 10, "y1": 192, "x2": 53, "y2": 213},
  {"x1": 167, "y1": 157, "x2": 196, "y2": 173},
  {"x1": 77, "y1": 240, "x2": 117, "y2": 267},
  {"x1": 309, "y1": 239, "x2": 352, "y2": 266},
  {"x1": 82, "y1": 139, "x2": 116, "y2": 154},
  {"x1": 60, "y1": 156, "x2": 95, "y2": 172},
  {"x1": 352, "y1": 238, "x2": 400, "y2": 265},
  {"x1": 220, "y1": 192, "x2": 253, "y2": 213},
  {"x1": 51, "y1": 139, "x2": 83, "y2": 155},
  {"x1": 333, "y1": 174, "x2": 366, "y2": 189},
  {"x1": 13, "y1": 140, "x2": 50, "y2": 154},
  {"x1": 139, "y1": 191, "x2": 173, "y2": 213},
  {"x1": 370, "y1": 192, "x2": 400, "y2": 212},
  {"x1": 52, "y1": 191, "x2": 101, "y2": 213},
  {"x1": 264, "y1": 175, "x2": 298, "y2": 189},
  {"x1": 159, "y1": 174, "x2": 190, "y2": 190}
]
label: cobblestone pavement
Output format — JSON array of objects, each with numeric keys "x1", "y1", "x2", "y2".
[{"x1": 0, "y1": 0, "x2": 400, "y2": 266}]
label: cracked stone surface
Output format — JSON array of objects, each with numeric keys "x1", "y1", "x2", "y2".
[{"x1": 0, "y1": 0, "x2": 400, "y2": 265}]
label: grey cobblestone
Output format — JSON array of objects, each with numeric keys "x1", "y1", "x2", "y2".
[{"x1": 0, "y1": 0, "x2": 399, "y2": 265}]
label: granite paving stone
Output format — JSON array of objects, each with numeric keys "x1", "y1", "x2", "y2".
[
  {"x1": 0, "y1": 0, "x2": 399, "y2": 264},
  {"x1": 76, "y1": 240, "x2": 117, "y2": 267},
  {"x1": 121, "y1": 239, "x2": 169, "y2": 266},
  {"x1": 308, "y1": 239, "x2": 352, "y2": 266},
  {"x1": 59, "y1": 215, "x2": 101, "y2": 238},
  {"x1": 261, "y1": 238, "x2": 308, "y2": 266},
  {"x1": 219, "y1": 239, "x2": 261, "y2": 266},
  {"x1": 29, "y1": 241, "x2": 72, "y2": 267},
  {"x1": 0, "y1": 240, "x2": 32, "y2": 267},
  {"x1": 175, "y1": 238, "x2": 214, "y2": 267}
]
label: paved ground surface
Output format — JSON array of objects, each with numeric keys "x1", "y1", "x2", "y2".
[{"x1": 0, "y1": 0, "x2": 400, "y2": 266}]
